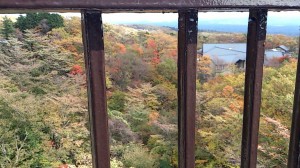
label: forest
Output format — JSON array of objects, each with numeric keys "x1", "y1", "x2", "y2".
[{"x1": 0, "y1": 13, "x2": 299, "y2": 168}]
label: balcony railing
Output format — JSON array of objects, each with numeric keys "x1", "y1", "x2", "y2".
[{"x1": 1, "y1": 1, "x2": 300, "y2": 168}]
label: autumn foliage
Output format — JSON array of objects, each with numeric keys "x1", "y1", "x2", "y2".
[
  {"x1": 0, "y1": 14, "x2": 298, "y2": 168},
  {"x1": 70, "y1": 64, "x2": 83, "y2": 75},
  {"x1": 116, "y1": 43, "x2": 127, "y2": 54}
]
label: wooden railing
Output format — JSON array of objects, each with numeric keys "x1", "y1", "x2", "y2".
[{"x1": 1, "y1": 1, "x2": 300, "y2": 168}]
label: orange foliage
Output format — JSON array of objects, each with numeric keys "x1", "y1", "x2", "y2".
[
  {"x1": 289, "y1": 57, "x2": 298, "y2": 63},
  {"x1": 222, "y1": 85, "x2": 234, "y2": 97},
  {"x1": 52, "y1": 36, "x2": 83, "y2": 63},
  {"x1": 198, "y1": 55, "x2": 212, "y2": 75},
  {"x1": 147, "y1": 39, "x2": 157, "y2": 49},
  {"x1": 65, "y1": 44, "x2": 78, "y2": 53},
  {"x1": 148, "y1": 111, "x2": 159, "y2": 124},
  {"x1": 147, "y1": 39, "x2": 159, "y2": 57},
  {"x1": 266, "y1": 55, "x2": 290, "y2": 67},
  {"x1": 229, "y1": 100, "x2": 244, "y2": 112},
  {"x1": 70, "y1": 65, "x2": 83, "y2": 75},
  {"x1": 168, "y1": 49, "x2": 177, "y2": 57},
  {"x1": 151, "y1": 56, "x2": 160, "y2": 65},
  {"x1": 59, "y1": 164, "x2": 68, "y2": 168},
  {"x1": 116, "y1": 43, "x2": 127, "y2": 54},
  {"x1": 277, "y1": 55, "x2": 290, "y2": 63},
  {"x1": 132, "y1": 44, "x2": 143, "y2": 56}
]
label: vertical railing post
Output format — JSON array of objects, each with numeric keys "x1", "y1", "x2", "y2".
[
  {"x1": 287, "y1": 39, "x2": 300, "y2": 168},
  {"x1": 241, "y1": 9, "x2": 268, "y2": 168},
  {"x1": 178, "y1": 10, "x2": 198, "y2": 168},
  {"x1": 81, "y1": 10, "x2": 110, "y2": 168}
]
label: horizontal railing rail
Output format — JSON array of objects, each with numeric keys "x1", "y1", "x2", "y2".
[{"x1": 0, "y1": 0, "x2": 300, "y2": 9}]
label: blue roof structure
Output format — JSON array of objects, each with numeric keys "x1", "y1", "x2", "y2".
[
  {"x1": 201, "y1": 43, "x2": 285, "y2": 65},
  {"x1": 202, "y1": 43, "x2": 246, "y2": 64},
  {"x1": 265, "y1": 49, "x2": 284, "y2": 58},
  {"x1": 277, "y1": 45, "x2": 289, "y2": 52}
]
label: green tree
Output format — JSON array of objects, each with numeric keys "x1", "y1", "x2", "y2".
[
  {"x1": 1, "y1": 16, "x2": 14, "y2": 39},
  {"x1": 108, "y1": 90, "x2": 126, "y2": 112},
  {"x1": 15, "y1": 13, "x2": 64, "y2": 33},
  {"x1": 156, "y1": 57, "x2": 177, "y2": 84}
]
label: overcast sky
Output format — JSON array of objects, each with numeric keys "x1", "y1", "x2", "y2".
[
  {"x1": 1, "y1": 11, "x2": 300, "y2": 26},
  {"x1": 59, "y1": 11, "x2": 300, "y2": 26}
]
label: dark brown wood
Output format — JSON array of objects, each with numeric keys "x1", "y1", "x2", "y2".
[
  {"x1": 82, "y1": 10, "x2": 110, "y2": 168},
  {"x1": 287, "y1": 39, "x2": 300, "y2": 168},
  {"x1": 241, "y1": 9, "x2": 268, "y2": 168},
  {"x1": 0, "y1": 0, "x2": 299, "y2": 10},
  {"x1": 178, "y1": 10, "x2": 198, "y2": 168}
]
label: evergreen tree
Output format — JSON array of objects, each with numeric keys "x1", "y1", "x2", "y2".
[
  {"x1": 15, "y1": 13, "x2": 64, "y2": 33},
  {"x1": 1, "y1": 16, "x2": 14, "y2": 39}
]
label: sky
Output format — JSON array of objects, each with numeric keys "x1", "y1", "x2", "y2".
[
  {"x1": 2, "y1": 11, "x2": 300, "y2": 26},
  {"x1": 57, "y1": 11, "x2": 300, "y2": 26},
  {"x1": 1, "y1": 11, "x2": 299, "y2": 35}
]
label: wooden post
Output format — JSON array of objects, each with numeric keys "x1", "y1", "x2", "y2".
[
  {"x1": 178, "y1": 10, "x2": 198, "y2": 168},
  {"x1": 287, "y1": 33, "x2": 300, "y2": 168},
  {"x1": 82, "y1": 10, "x2": 110, "y2": 168},
  {"x1": 241, "y1": 9, "x2": 268, "y2": 168}
]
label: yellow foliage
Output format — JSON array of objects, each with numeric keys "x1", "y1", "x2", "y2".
[
  {"x1": 195, "y1": 159, "x2": 208, "y2": 164},
  {"x1": 148, "y1": 111, "x2": 159, "y2": 124},
  {"x1": 198, "y1": 55, "x2": 212, "y2": 75}
]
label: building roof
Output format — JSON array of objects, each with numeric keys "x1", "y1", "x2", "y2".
[
  {"x1": 265, "y1": 50, "x2": 284, "y2": 58},
  {"x1": 277, "y1": 45, "x2": 289, "y2": 52},
  {"x1": 201, "y1": 43, "x2": 286, "y2": 65},
  {"x1": 202, "y1": 43, "x2": 246, "y2": 65}
]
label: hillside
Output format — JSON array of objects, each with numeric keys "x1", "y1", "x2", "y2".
[{"x1": 0, "y1": 14, "x2": 298, "y2": 167}]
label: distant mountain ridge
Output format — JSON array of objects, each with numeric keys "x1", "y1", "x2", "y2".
[
  {"x1": 123, "y1": 23, "x2": 299, "y2": 36},
  {"x1": 199, "y1": 24, "x2": 299, "y2": 36}
]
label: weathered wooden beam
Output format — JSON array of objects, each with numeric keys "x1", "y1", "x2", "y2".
[
  {"x1": 241, "y1": 8, "x2": 268, "y2": 168},
  {"x1": 0, "y1": 0, "x2": 299, "y2": 10},
  {"x1": 82, "y1": 10, "x2": 110, "y2": 168},
  {"x1": 178, "y1": 10, "x2": 198, "y2": 168},
  {"x1": 287, "y1": 38, "x2": 300, "y2": 168}
]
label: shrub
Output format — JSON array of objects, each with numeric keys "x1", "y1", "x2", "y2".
[
  {"x1": 108, "y1": 91, "x2": 126, "y2": 112},
  {"x1": 122, "y1": 144, "x2": 156, "y2": 168}
]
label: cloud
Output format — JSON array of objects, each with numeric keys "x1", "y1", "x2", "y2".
[
  {"x1": 1, "y1": 11, "x2": 299, "y2": 26},
  {"x1": 102, "y1": 13, "x2": 177, "y2": 23},
  {"x1": 101, "y1": 11, "x2": 300, "y2": 26}
]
